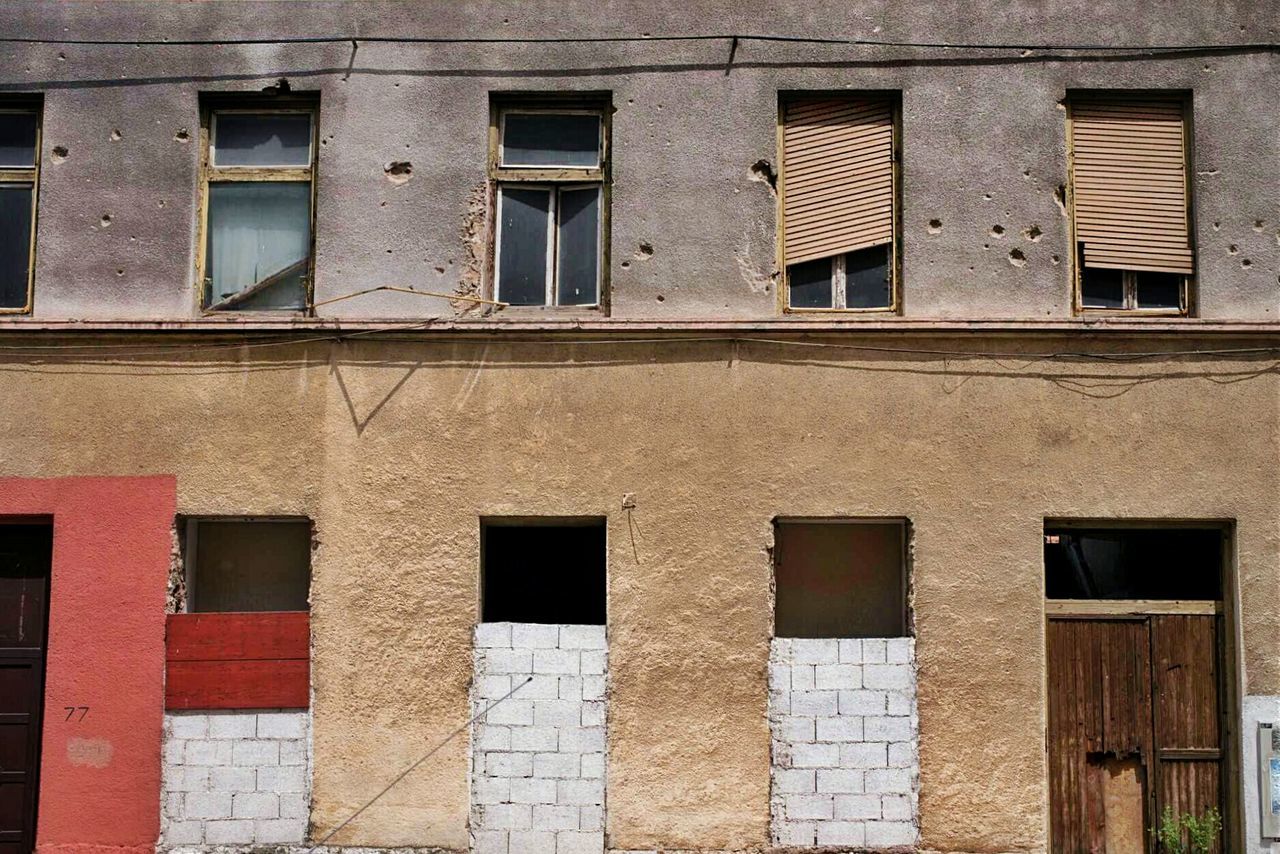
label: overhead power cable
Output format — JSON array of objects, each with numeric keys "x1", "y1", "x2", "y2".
[{"x1": 0, "y1": 32, "x2": 1274, "y2": 54}]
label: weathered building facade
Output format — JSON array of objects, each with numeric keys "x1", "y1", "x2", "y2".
[{"x1": 1, "y1": 2, "x2": 1278, "y2": 853}]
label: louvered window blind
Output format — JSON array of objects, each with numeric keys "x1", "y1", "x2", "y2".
[
  {"x1": 782, "y1": 97, "x2": 895, "y2": 266},
  {"x1": 1070, "y1": 96, "x2": 1194, "y2": 275}
]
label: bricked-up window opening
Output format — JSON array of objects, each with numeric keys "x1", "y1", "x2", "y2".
[
  {"x1": 481, "y1": 519, "x2": 606, "y2": 624},
  {"x1": 1044, "y1": 526, "x2": 1222, "y2": 600},
  {"x1": 0, "y1": 99, "x2": 42, "y2": 313},
  {"x1": 184, "y1": 518, "x2": 311, "y2": 612},
  {"x1": 774, "y1": 519, "x2": 908, "y2": 638},
  {"x1": 197, "y1": 95, "x2": 318, "y2": 312},
  {"x1": 489, "y1": 95, "x2": 609, "y2": 308}
]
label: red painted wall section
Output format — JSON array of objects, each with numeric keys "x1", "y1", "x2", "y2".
[{"x1": 0, "y1": 476, "x2": 175, "y2": 854}]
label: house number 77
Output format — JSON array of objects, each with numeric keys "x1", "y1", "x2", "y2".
[{"x1": 63, "y1": 706, "x2": 89, "y2": 722}]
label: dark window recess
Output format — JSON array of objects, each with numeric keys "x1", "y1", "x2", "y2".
[
  {"x1": 774, "y1": 521, "x2": 907, "y2": 638},
  {"x1": 1044, "y1": 527, "x2": 1223, "y2": 600},
  {"x1": 187, "y1": 519, "x2": 311, "y2": 612},
  {"x1": 482, "y1": 520, "x2": 606, "y2": 625},
  {"x1": 0, "y1": 184, "x2": 33, "y2": 308},
  {"x1": 845, "y1": 244, "x2": 891, "y2": 309},
  {"x1": 1134, "y1": 271, "x2": 1182, "y2": 310},
  {"x1": 1080, "y1": 264, "x2": 1124, "y2": 309},
  {"x1": 786, "y1": 257, "x2": 834, "y2": 308}
]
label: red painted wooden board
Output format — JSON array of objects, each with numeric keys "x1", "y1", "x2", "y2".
[{"x1": 165, "y1": 612, "x2": 309, "y2": 710}]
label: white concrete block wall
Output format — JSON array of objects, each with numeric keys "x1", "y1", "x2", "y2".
[
  {"x1": 769, "y1": 637, "x2": 918, "y2": 848},
  {"x1": 472, "y1": 622, "x2": 607, "y2": 854},
  {"x1": 160, "y1": 709, "x2": 311, "y2": 846}
]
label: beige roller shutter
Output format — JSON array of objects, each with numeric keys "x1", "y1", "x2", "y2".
[
  {"x1": 1071, "y1": 97, "x2": 1194, "y2": 274},
  {"x1": 782, "y1": 97, "x2": 894, "y2": 266}
]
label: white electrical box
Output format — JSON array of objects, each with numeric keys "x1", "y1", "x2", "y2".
[{"x1": 1260, "y1": 722, "x2": 1280, "y2": 838}]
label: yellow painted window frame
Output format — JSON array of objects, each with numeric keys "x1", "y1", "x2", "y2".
[
  {"x1": 776, "y1": 92, "x2": 903, "y2": 316},
  {"x1": 0, "y1": 99, "x2": 42, "y2": 315},
  {"x1": 486, "y1": 95, "x2": 612, "y2": 312},
  {"x1": 1066, "y1": 91, "x2": 1196, "y2": 318},
  {"x1": 194, "y1": 98, "x2": 319, "y2": 313}
]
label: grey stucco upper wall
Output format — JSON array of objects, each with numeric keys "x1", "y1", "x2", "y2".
[{"x1": 2, "y1": 0, "x2": 1278, "y2": 321}]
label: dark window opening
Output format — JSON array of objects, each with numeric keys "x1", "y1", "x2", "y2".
[
  {"x1": 1134, "y1": 271, "x2": 1182, "y2": 310},
  {"x1": 774, "y1": 520, "x2": 908, "y2": 638},
  {"x1": 482, "y1": 519, "x2": 606, "y2": 625},
  {"x1": 185, "y1": 518, "x2": 311, "y2": 612},
  {"x1": 1080, "y1": 259, "x2": 1124, "y2": 309},
  {"x1": 1044, "y1": 526, "x2": 1222, "y2": 600}
]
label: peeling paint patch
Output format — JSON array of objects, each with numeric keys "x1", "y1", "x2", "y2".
[
  {"x1": 748, "y1": 159, "x2": 777, "y2": 195},
  {"x1": 453, "y1": 182, "x2": 488, "y2": 313},
  {"x1": 67, "y1": 737, "x2": 113, "y2": 768}
]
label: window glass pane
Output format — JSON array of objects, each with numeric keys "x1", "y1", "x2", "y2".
[
  {"x1": 1135, "y1": 271, "x2": 1182, "y2": 310},
  {"x1": 206, "y1": 182, "x2": 310, "y2": 309},
  {"x1": 845, "y1": 244, "x2": 891, "y2": 309},
  {"x1": 0, "y1": 184, "x2": 33, "y2": 309},
  {"x1": 1081, "y1": 266, "x2": 1124, "y2": 309},
  {"x1": 1044, "y1": 527, "x2": 1221, "y2": 600},
  {"x1": 788, "y1": 258, "x2": 834, "y2": 308},
  {"x1": 497, "y1": 186, "x2": 551, "y2": 305},
  {"x1": 0, "y1": 113, "x2": 37, "y2": 168},
  {"x1": 556, "y1": 187, "x2": 599, "y2": 305},
  {"x1": 502, "y1": 113, "x2": 601, "y2": 168},
  {"x1": 191, "y1": 520, "x2": 311, "y2": 612},
  {"x1": 213, "y1": 112, "x2": 312, "y2": 167}
]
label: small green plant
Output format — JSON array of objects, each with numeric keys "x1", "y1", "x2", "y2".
[{"x1": 1152, "y1": 805, "x2": 1222, "y2": 854}]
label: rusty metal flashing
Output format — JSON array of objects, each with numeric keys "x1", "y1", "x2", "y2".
[{"x1": 5, "y1": 317, "x2": 1280, "y2": 337}]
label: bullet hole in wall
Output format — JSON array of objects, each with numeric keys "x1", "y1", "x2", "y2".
[
  {"x1": 1242, "y1": 258, "x2": 1252, "y2": 268},
  {"x1": 174, "y1": 129, "x2": 190, "y2": 143},
  {"x1": 50, "y1": 145, "x2": 68, "y2": 163},
  {"x1": 115, "y1": 268, "x2": 124, "y2": 277},
  {"x1": 1228, "y1": 244, "x2": 1239, "y2": 255},
  {"x1": 384, "y1": 161, "x2": 413, "y2": 184},
  {"x1": 1051, "y1": 254, "x2": 1061, "y2": 265},
  {"x1": 927, "y1": 219, "x2": 942, "y2": 234},
  {"x1": 620, "y1": 261, "x2": 631, "y2": 270},
  {"x1": 982, "y1": 193, "x2": 993, "y2": 201},
  {"x1": 990, "y1": 225, "x2": 1005, "y2": 237},
  {"x1": 109, "y1": 129, "x2": 122, "y2": 142},
  {"x1": 1053, "y1": 185, "x2": 1067, "y2": 216},
  {"x1": 635, "y1": 242, "x2": 654, "y2": 260},
  {"x1": 749, "y1": 159, "x2": 777, "y2": 193},
  {"x1": 1008, "y1": 248, "x2": 1027, "y2": 268},
  {"x1": 1023, "y1": 225, "x2": 1043, "y2": 242},
  {"x1": 99, "y1": 214, "x2": 112, "y2": 228},
  {"x1": 656, "y1": 294, "x2": 665, "y2": 302},
  {"x1": 1212, "y1": 221, "x2": 1221, "y2": 231},
  {"x1": 1253, "y1": 219, "x2": 1265, "y2": 232}
]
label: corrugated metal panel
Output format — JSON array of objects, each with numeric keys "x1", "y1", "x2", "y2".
[
  {"x1": 1071, "y1": 97, "x2": 1195, "y2": 274},
  {"x1": 782, "y1": 97, "x2": 894, "y2": 265}
]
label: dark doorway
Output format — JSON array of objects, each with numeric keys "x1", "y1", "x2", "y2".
[
  {"x1": 0, "y1": 524, "x2": 52, "y2": 854},
  {"x1": 1045, "y1": 525, "x2": 1227, "y2": 854}
]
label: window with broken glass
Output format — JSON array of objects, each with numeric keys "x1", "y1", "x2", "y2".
[
  {"x1": 491, "y1": 104, "x2": 607, "y2": 307},
  {"x1": 198, "y1": 104, "x2": 316, "y2": 311},
  {"x1": 0, "y1": 102, "x2": 41, "y2": 313}
]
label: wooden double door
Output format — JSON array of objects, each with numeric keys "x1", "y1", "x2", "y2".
[
  {"x1": 1048, "y1": 613, "x2": 1225, "y2": 853},
  {"x1": 0, "y1": 526, "x2": 51, "y2": 854}
]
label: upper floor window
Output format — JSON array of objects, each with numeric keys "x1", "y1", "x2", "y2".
[
  {"x1": 779, "y1": 95, "x2": 899, "y2": 313},
  {"x1": 1068, "y1": 94, "x2": 1194, "y2": 314},
  {"x1": 198, "y1": 98, "x2": 317, "y2": 312},
  {"x1": 0, "y1": 100, "x2": 41, "y2": 313},
  {"x1": 490, "y1": 97, "x2": 609, "y2": 308}
]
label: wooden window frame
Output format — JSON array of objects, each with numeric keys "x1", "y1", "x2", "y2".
[
  {"x1": 0, "y1": 98, "x2": 42, "y2": 315},
  {"x1": 194, "y1": 96, "x2": 319, "y2": 314},
  {"x1": 487, "y1": 95, "x2": 611, "y2": 311},
  {"x1": 776, "y1": 92, "x2": 903, "y2": 316},
  {"x1": 1066, "y1": 91, "x2": 1196, "y2": 318}
]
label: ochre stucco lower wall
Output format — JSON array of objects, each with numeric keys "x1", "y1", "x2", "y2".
[
  {"x1": 2, "y1": 335, "x2": 1276, "y2": 853},
  {"x1": 0, "y1": 476, "x2": 174, "y2": 854}
]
